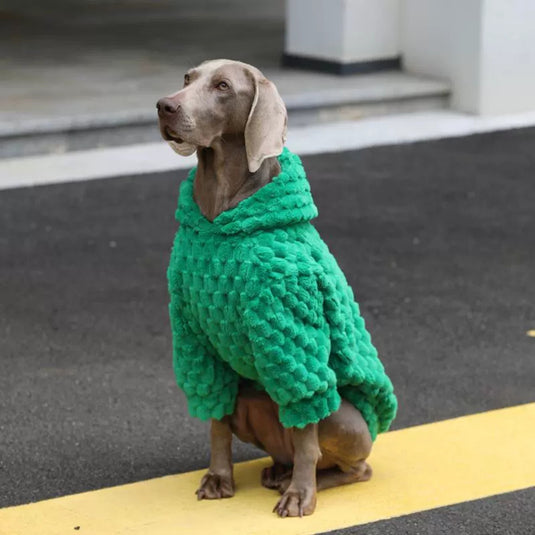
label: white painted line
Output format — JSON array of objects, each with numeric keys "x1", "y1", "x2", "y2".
[
  {"x1": 2, "y1": 109, "x2": 535, "y2": 191},
  {"x1": 287, "y1": 109, "x2": 535, "y2": 156},
  {"x1": 0, "y1": 144, "x2": 197, "y2": 190}
]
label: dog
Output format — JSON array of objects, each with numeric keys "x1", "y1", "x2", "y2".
[{"x1": 157, "y1": 59, "x2": 397, "y2": 517}]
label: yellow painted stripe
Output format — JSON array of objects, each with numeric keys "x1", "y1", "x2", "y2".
[
  {"x1": 526, "y1": 329, "x2": 535, "y2": 337},
  {"x1": 1, "y1": 403, "x2": 534, "y2": 535}
]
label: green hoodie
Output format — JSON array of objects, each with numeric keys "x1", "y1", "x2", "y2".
[{"x1": 168, "y1": 148, "x2": 397, "y2": 440}]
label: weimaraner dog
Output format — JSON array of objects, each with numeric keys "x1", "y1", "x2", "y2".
[{"x1": 157, "y1": 59, "x2": 372, "y2": 517}]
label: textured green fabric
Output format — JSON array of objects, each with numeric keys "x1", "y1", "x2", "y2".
[{"x1": 168, "y1": 148, "x2": 397, "y2": 440}]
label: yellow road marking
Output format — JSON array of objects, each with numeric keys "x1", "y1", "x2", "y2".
[
  {"x1": 527, "y1": 330, "x2": 535, "y2": 337},
  {"x1": 1, "y1": 403, "x2": 535, "y2": 535}
]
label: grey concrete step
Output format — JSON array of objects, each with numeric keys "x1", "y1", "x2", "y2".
[
  {"x1": 0, "y1": 0, "x2": 451, "y2": 159},
  {"x1": 0, "y1": 71, "x2": 450, "y2": 159}
]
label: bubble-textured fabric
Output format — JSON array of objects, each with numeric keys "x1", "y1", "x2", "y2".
[{"x1": 168, "y1": 148, "x2": 397, "y2": 440}]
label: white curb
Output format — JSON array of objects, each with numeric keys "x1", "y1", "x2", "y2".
[{"x1": 2, "y1": 109, "x2": 535, "y2": 191}]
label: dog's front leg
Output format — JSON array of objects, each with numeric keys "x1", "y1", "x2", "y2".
[
  {"x1": 196, "y1": 417, "x2": 235, "y2": 500},
  {"x1": 274, "y1": 423, "x2": 320, "y2": 517}
]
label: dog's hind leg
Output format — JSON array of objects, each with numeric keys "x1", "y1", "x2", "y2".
[
  {"x1": 316, "y1": 461, "x2": 372, "y2": 490},
  {"x1": 315, "y1": 399, "x2": 373, "y2": 491},
  {"x1": 261, "y1": 461, "x2": 293, "y2": 489}
]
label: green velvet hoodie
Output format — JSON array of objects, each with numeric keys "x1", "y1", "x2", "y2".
[{"x1": 168, "y1": 148, "x2": 397, "y2": 440}]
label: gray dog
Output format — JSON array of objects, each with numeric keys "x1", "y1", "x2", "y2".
[{"x1": 157, "y1": 59, "x2": 396, "y2": 517}]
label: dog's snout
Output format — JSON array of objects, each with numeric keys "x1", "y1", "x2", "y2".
[{"x1": 157, "y1": 97, "x2": 179, "y2": 116}]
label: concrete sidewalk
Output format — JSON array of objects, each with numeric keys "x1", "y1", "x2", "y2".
[{"x1": 0, "y1": 0, "x2": 449, "y2": 157}]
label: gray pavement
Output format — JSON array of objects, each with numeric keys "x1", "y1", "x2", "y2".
[
  {"x1": 1, "y1": 129, "x2": 535, "y2": 532},
  {"x1": 324, "y1": 489, "x2": 535, "y2": 535}
]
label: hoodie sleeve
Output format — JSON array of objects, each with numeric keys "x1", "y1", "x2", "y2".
[
  {"x1": 169, "y1": 295, "x2": 239, "y2": 421},
  {"x1": 243, "y1": 252, "x2": 341, "y2": 428},
  {"x1": 315, "y1": 243, "x2": 398, "y2": 440}
]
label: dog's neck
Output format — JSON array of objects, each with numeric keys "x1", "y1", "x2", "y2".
[{"x1": 193, "y1": 134, "x2": 281, "y2": 221}]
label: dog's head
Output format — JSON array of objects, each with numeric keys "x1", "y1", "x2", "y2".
[{"x1": 156, "y1": 59, "x2": 287, "y2": 173}]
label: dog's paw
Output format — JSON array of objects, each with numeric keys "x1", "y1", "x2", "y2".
[
  {"x1": 261, "y1": 463, "x2": 292, "y2": 491},
  {"x1": 273, "y1": 485, "x2": 317, "y2": 517},
  {"x1": 196, "y1": 471, "x2": 235, "y2": 500}
]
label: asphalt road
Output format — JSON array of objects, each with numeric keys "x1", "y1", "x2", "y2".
[{"x1": 1, "y1": 128, "x2": 534, "y2": 533}]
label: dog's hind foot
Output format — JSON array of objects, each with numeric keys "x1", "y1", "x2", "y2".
[{"x1": 261, "y1": 462, "x2": 293, "y2": 491}]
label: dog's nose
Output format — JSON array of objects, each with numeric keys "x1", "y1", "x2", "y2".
[{"x1": 156, "y1": 97, "x2": 179, "y2": 116}]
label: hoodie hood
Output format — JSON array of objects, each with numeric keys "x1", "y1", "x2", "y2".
[{"x1": 175, "y1": 148, "x2": 318, "y2": 235}]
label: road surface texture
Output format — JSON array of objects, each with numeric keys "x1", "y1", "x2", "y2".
[{"x1": 1, "y1": 128, "x2": 534, "y2": 533}]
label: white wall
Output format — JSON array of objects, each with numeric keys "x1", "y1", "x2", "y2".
[
  {"x1": 479, "y1": 0, "x2": 535, "y2": 114},
  {"x1": 401, "y1": 0, "x2": 484, "y2": 113},
  {"x1": 287, "y1": 0, "x2": 535, "y2": 115},
  {"x1": 402, "y1": 0, "x2": 535, "y2": 115}
]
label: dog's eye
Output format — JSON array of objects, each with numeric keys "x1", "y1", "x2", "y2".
[
  {"x1": 216, "y1": 81, "x2": 230, "y2": 91},
  {"x1": 184, "y1": 74, "x2": 190, "y2": 86}
]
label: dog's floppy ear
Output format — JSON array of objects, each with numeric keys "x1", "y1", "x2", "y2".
[{"x1": 244, "y1": 72, "x2": 287, "y2": 173}]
